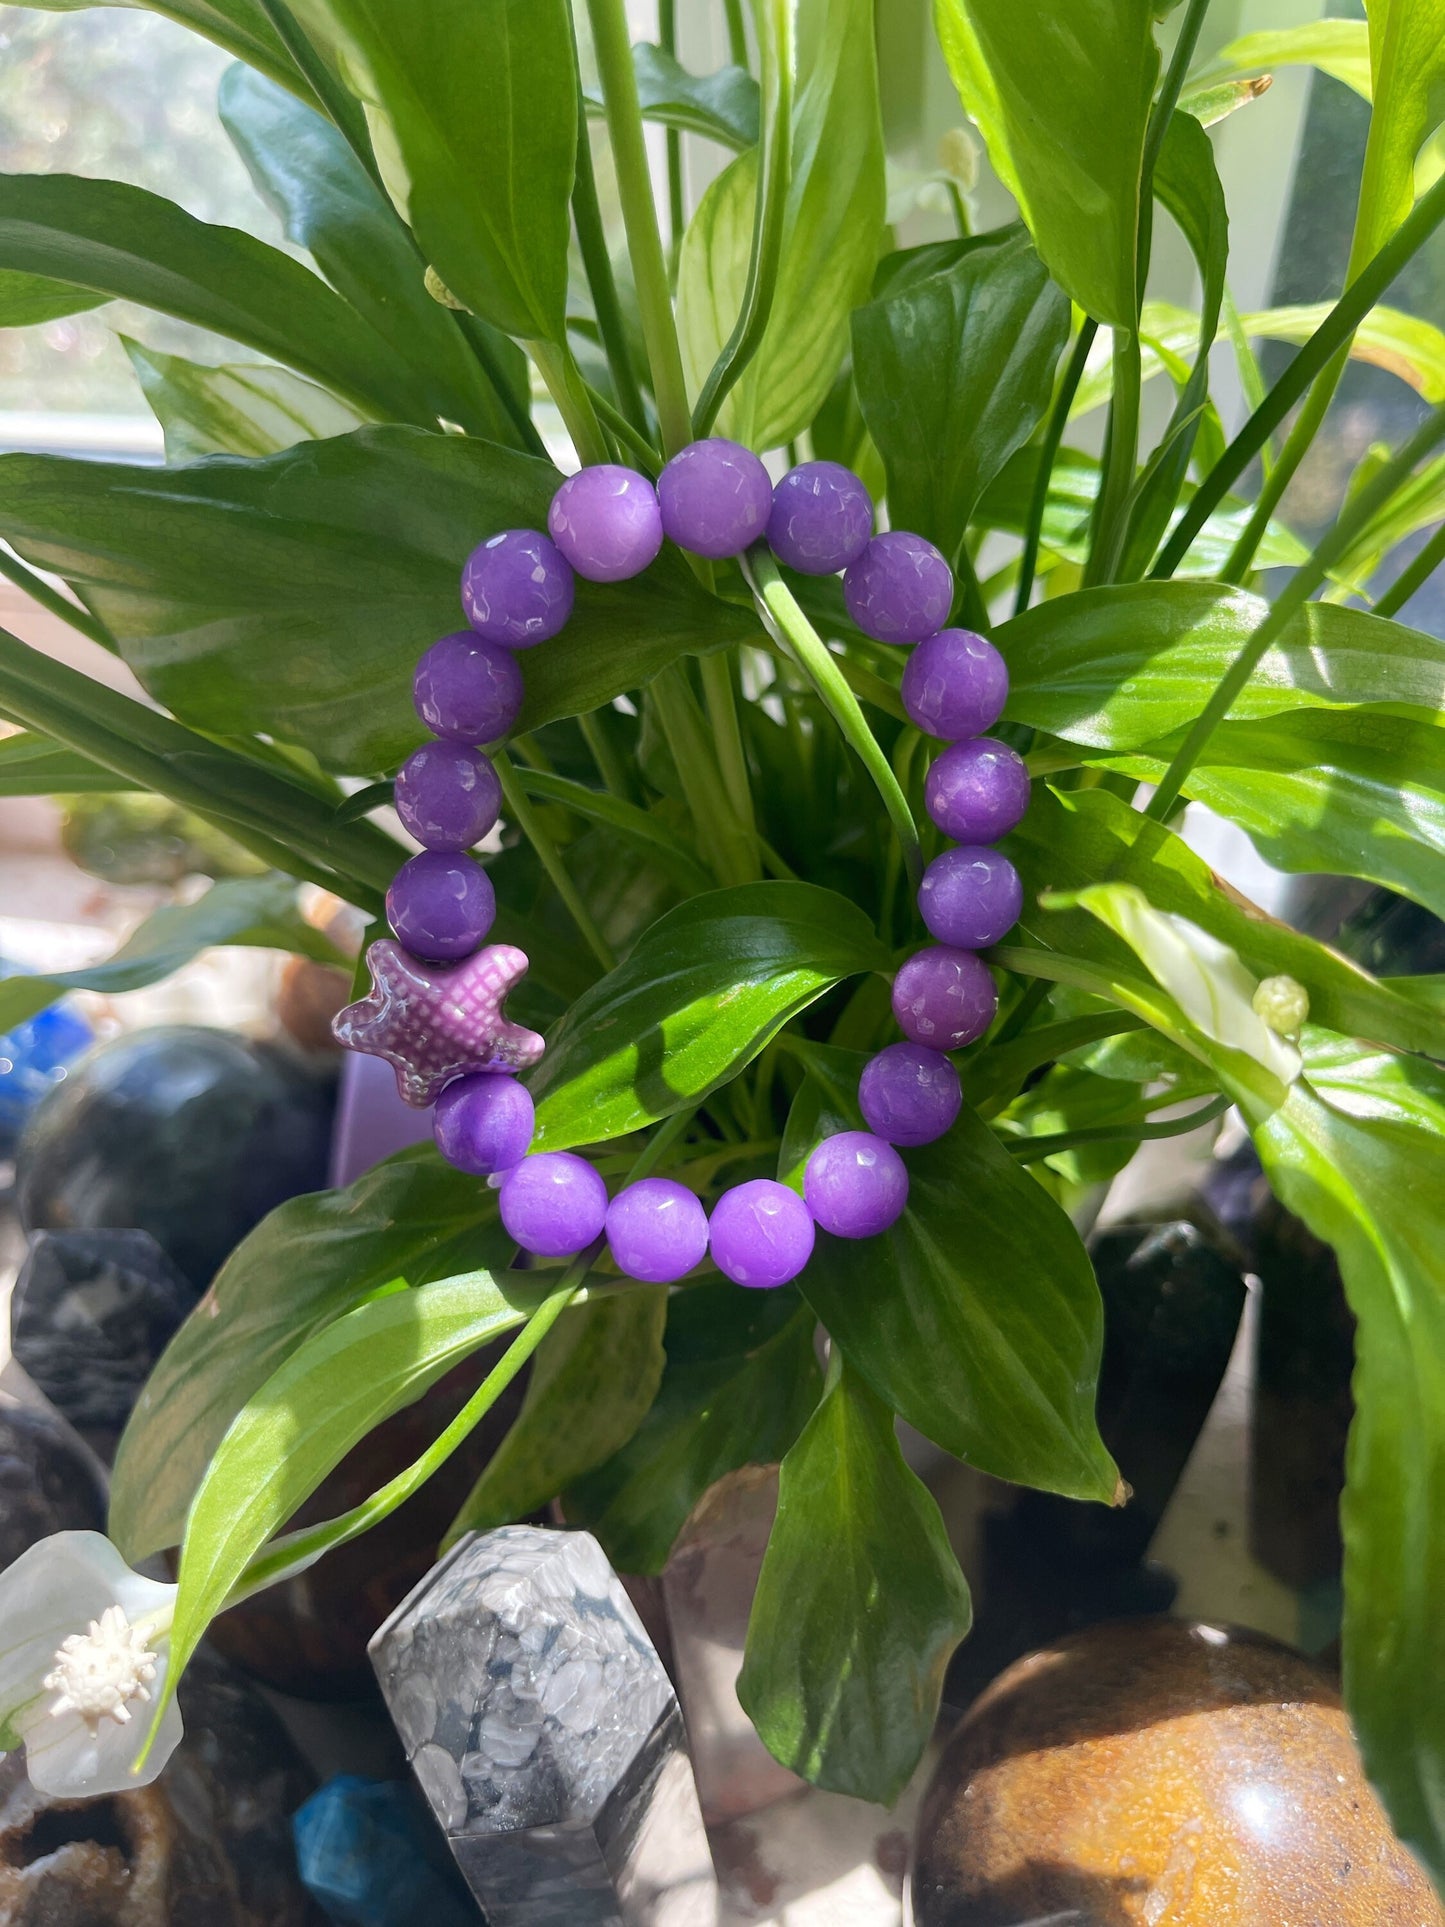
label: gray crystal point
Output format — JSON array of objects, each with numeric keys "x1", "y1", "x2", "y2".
[{"x1": 369, "y1": 1525, "x2": 718, "y2": 1927}]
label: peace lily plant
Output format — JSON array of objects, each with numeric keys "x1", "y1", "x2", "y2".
[{"x1": 1, "y1": 0, "x2": 1444, "y2": 1885}]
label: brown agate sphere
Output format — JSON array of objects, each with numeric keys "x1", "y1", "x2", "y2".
[{"x1": 912, "y1": 1617, "x2": 1443, "y2": 1927}]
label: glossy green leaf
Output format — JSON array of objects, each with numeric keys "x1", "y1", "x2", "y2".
[
  {"x1": 287, "y1": 0, "x2": 576, "y2": 341},
  {"x1": 0, "y1": 268, "x2": 104, "y2": 326},
  {"x1": 851, "y1": 226, "x2": 1069, "y2": 566},
  {"x1": 737, "y1": 1361, "x2": 972, "y2": 1804},
  {"x1": 1244, "y1": 302, "x2": 1445, "y2": 404},
  {"x1": 1194, "y1": 20, "x2": 1372, "y2": 101},
  {"x1": 678, "y1": 0, "x2": 885, "y2": 450},
  {"x1": 1353, "y1": 0, "x2": 1445, "y2": 266},
  {"x1": 529, "y1": 882, "x2": 889, "y2": 1151},
  {"x1": 565, "y1": 1283, "x2": 822, "y2": 1574},
  {"x1": 0, "y1": 729, "x2": 137, "y2": 796},
  {"x1": 0, "y1": 174, "x2": 435, "y2": 425},
  {"x1": 0, "y1": 429, "x2": 753, "y2": 774},
  {"x1": 585, "y1": 44, "x2": 759, "y2": 149},
  {"x1": 3, "y1": 0, "x2": 315, "y2": 100},
  {"x1": 932, "y1": 0, "x2": 1159, "y2": 326},
  {"x1": 110, "y1": 1147, "x2": 508, "y2": 1559},
  {"x1": 445, "y1": 1288, "x2": 668, "y2": 1543},
  {"x1": 124, "y1": 340, "x2": 366, "y2": 461}
]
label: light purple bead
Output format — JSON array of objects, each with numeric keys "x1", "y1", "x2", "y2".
[
  {"x1": 414, "y1": 631, "x2": 525, "y2": 744},
  {"x1": 394, "y1": 742, "x2": 502, "y2": 851},
  {"x1": 901, "y1": 628, "x2": 1009, "y2": 740},
  {"x1": 843, "y1": 531, "x2": 953, "y2": 645},
  {"x1": 892, "y1": 945, "x2": 998, "y2": 1050},
  {"x1": 804, "y1": 1131, "x2": 909, "y2": 1240},
  {"x1": 709, "y1": 1178, "x2": 815, "y2": 1289},
  {"x1": 657, "y1": 438, "x2": 773, "y2": 559},
  {"x1": 918, "y1": 846, "x2": 1023, "y2": 949},
  {"x1": 433, "y1": 1072, "x2": 534, "y2": 1175},
  {"x1": 859, "y1": 1042, "x2": 962, "y2": 1147},
  {"x1": 461, "y1": 528, "x2": 574, "y2": 648},
  {"x1": 547, "y1": 464, "x2": 664, "y2": 582},
  {"x1": 499, "y1": 1151, "x2": 609, "y2": 1257},
  {"x1": 605, "y1": 1177, "x2": 709, "y2": 1283},
  {"x1": 924, "y1": 737, "x2": 1032, "y2": 844},
  {"x1": 387, "y1": 850, "x2": 495, "y2": 962},
  {"x1": 766, "y1": 461, "x2": 874, "y2": 575}
]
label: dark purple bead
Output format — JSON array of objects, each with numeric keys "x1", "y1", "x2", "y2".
[
  {"x1": 924, "y1": 737, "x2": 1032, "y2": 843},
  {"x1": 605, "y1": 1178, "x2": 709, "y2": 1284},
  {"x1": 460, "y1": 528, "x2": 574, "y2": 648},
  {"x1": 858, "y1": 1042, "x2": 962, "y2": 1147},
  {"x1": 892, "y1": 945, "x2": 997, "y2": 1050},
  {"x1": 414, "y1": 632, "x2": 525, "y2": 744},
  {"x1": 394, "y1": 742, "x2": 502, "y2": 851},
  {"x1": 709, "y1": 1179, "x2": 815, "y2": 1289},
  {"x1": 657, "y1": 438, "x2": 773, "y2": 559},
  {"x1": 387, "y1": 850, "x2": 496, "y2": 962},
  {"x1": 766, "y1": 461, "x2": 874, "y2": 575},
  {"x1": 499, "y1": 1152, "x2": 609, "y2": 1257},
  {"x1": 433, "y1": 1072, "x2": 534, "y2": 1175},
  {"x1": 900, "y1": 628, "x2": 1009, "y2": 740},
  {"x1": 843, "y1": 531, "x2": 953, "y2": 645},
  {"x1": 547, "y1": 464, "x2": 663, "y2": 582},
  {"x1": 804, "y1": 1131, "x2": 909, "y2": 1239},
  {"x1": 918, "y1": 846, "x2": 1023, "y2": 949}
]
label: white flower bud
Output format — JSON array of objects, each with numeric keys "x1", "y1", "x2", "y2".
[
  {"x1": 937, "y1": 127, "x2": 979, "y2": 189},
  {"x1": 1253, "y1": 974, "x2": 1310, "y2": 1038},
  {"x1": 424, "y1": 265, "x2": 470, "y2": 312}
]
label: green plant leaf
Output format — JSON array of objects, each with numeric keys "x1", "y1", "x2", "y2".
[
  {"x1": 444, "y1": 1288, "x2": 668, "y2": 1544},
  {"x1": 851, "y1": 226, "x2": 1069, "y2": 566},
  {"x1": 564, "y1": 1283, "x2": 822, "y2": 1574},
  {"x1": 0, "y1": 174, "x2": 436, "y2": 425},
  {"x1": 287, "y1": 0, "x2": 576, "y2": 341},
  {"x1": 123, "y1": 340, "x2": 367, "y2": 461},
  {"x1": 0, "y1": 429, "x2": 753, "y2": 774},
  {"x1": 3, "y1": 0, "x2": 316, "y2": 100},
  {"x1": 0, "y1": 268, "x2": 104, "y2": 326},
  {"x1": 678, "y1": 0, "x2": 885, "y2": 450},
  {"x1": 585, "y1": 44, "x2": 759, "y2": 148},
  {"x1": 0, "y1": 729, "x2": 137, "y2": 795},
  {"x1": 1353, "y1": 0, "x2": 1445, "y2": 266},
  {"x1": 932, "y1": 0, "x2": 1159, "y2": 326},
  {"x1": 110, "y1": 1147, "x2": 508, "y2": 1559},
  {"x1": 529, "y1": 882, "x2": 889, "y2": 1151},
  {"x1": 737, "y1": 1360, "x2": 972, "y2": 1804},
  {"x1": 1244, "y1": 302, "x2": 1445, "y2": 404},
  {"x1": 1193, "y1": 20, "x2": 1372, "y2": 101}
]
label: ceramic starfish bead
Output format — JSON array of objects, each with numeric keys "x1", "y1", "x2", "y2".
[{"x1": 332, "y1": 939, "x2": 545, "y2": 1108}]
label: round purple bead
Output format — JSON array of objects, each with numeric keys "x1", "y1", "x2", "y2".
[
  {"x1": 892, "y1": 945, "x2": 998, "y2": 1051},
  {"x1": 433, "y1": 1072, "x2": 534, "y2": 1176},
  {"x1": 414, "y1": 631, "x2": 525, "y2": 744},
  {"x1": 547, "y1": 464, "x2": 664, "y2": 583},
  {"x1": 461, "y1": 528, "x2": 574, "y2": 648},
  {"x1": 499, "y1": 1151, "x2": 609, "y2": 1257},
  {"x1": 900, "y1": 628, "x2": 1009, "y2": 741},
  {"x1": 387, "y1": 850, "x2": 495, "y2": 962},
  {"x1": 843, "y1": 531, "x2": 953, "y2": 645},
  {"x1": 766, "y1": 461, "x2": 874, "y2": 575},
  {"x1": 924, "y1": 737, "x2": 1032, "y2": 844},
  {"x1": 657, "y1": 438, "x2": 773, "y2": 560},
  {"x1": 605, "y1": 1178, "x2": 709, "y2": 1284},
  {"x1": 804, "y1": 1131, "x2": 909, "y2": 1240},
  {"x1": 858, "y1": 1042, "x2": 962, "y2": 1147},
  {"x1": 709, "y1": 1179, "x2": 815, "y2": 1289},
  {"x1": 918, "y1": 846, "x2": 1023, "y2": 950},
  {"x1": 394, "y1": 742, "x2": 502, "y2": 851}
]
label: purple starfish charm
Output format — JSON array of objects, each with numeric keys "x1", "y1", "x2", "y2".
[{"x1": 332, "y1": 939, "x2": 546, "y2": 1108}]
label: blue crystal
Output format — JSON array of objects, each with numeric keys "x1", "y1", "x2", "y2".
[
  {"x1": 293, "y1": 1775, "x2": 480, "y2": 1927},
  {"x1": 0, "y1": 965, "x2": 92, "y2": 1156}
]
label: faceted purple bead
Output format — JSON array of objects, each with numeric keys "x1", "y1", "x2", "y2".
[
  {"x1": 547, "y1": 464, "x2": 664, "y2": 583},
  {"x1": 858, "y1": 1042, "x2": 962, "y2": 1147},
  {"x1": 461, "y1": 528, "x2": 574, "y2": 648},
  {"x1": 843, "y1": 531, "x2": 953, "y2": 645},
  {"x1": 414, "y1": 631, "x2": 525, "y2": 744},
  {"x1": 766, "y1": 461, "x2": 874, "y2": 575},
  {"x1": 605, "y1": 1177, "x2": 709, "y2": 1284},
  {"x1": 499, "y1": 1152, "x2": 609, "y2": 1257},
  {"x1": 387, "y1": 850, "x2": 496, "y2": 962},
  {"x1": 394, "y1": 742, "x2": 502, "y2": 851},
  {"x1": 804, "y1": 1131, "x2": 909, "y2": 1240},
  {"x1": 924, "y1": 737, "x2": 1032, "y2": 843},
  {"x1": 892, "y1": 945, "x2": 998, "y2": 1051},
  {"x1": 657, "y1": 438, "x2": 773, "y2": 559},
  {"x1": 918, "y1": 846, "x2": 1023, "y2": 949},
  {"x1": 900, "y1": 628, "x2": 1009, "y2": 740},
  {"x1": 433, "y1": 1072, "x2": 535, "y2": 1176},
  {"x1": 709, "y1": 1179, "x2": 815, "y2": 1289}
]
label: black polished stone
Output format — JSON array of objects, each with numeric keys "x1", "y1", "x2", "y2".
[{"x1": 0, "y1": 1392, "x2": 107, "y2": 1572}]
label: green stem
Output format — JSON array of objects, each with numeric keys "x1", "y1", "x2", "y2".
[
  {"x1": 529, "y1": 336, "x2": 610, "y2": 467},
  {"x1": 1009, "y1": 1094, "x2": 1230, "y2": 1165},
  {"x1": 946, "y1": 180, "x2": 970, "y2": 238},
  {"x1": 571, "y1": 84, "x2": 651, "y2": 435},
  {"x1": 699, "y1": 650, "x2": 759, "y2": 866},
  {"x1": 456, "y1": 313, "x2": 549, "y2": 455},
  {"x1": 658, "y1": 0, "x2": 685, "y2": 277},
  {"x1": 584, "y1": 383, "x2": 662, "y2": 471},
  {"x1": 0, "y1": 544, "x2": 116, "y2": 651},
  {"x1": 577, "y1": 711, "x2": 635, "y2": 801},
  {"x1": 1016, "y1": 319, "x2": 1097, "y2": 616},
  {"x1": 1146, "y1": 400, "x2": 1445, "y2": 822},
  {"x1": 1374, "y1": 518, "x2": 1445, "y2": 619},
  {"x1": 1136, "y1": 0, "x2": 1214, "y2": 293},
  {"x1": 495, "y1": 747, "x2": 617, "y2": 970},
  {"x1": 953, "y1": 541, "x2": 991, "y2": 632},
  {"x1": 649, "y1": 666, "x2": 755, "y2": 885},
  {"x1": 1219, "y1": 373, "x2": 1336, "y2": 582},
  {"x1": 1085, "y1": 328, "x2": 1141, "y2": 585},
  {"x1": 252, "y1": 0, "x2": 383, "y2": 190},
  {"x1": 723, "y1": 0, "x2": 750, "y2": 68}
]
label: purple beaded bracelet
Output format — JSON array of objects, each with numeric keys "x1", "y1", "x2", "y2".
[{"x1": 333, "y1": 439, "x2": 1027, "y2": 1291}]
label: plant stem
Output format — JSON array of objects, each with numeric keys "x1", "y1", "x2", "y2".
[
  {"x1": 1374, "y1": 518, "x2": 1445, "y2": 618},
  {"x1": 1016, "y1": 318, "x2": 1097, "y2": 616},
  {"x1": 529, "y1": 336, "x2": 610, "y2": 467},
  {"x1": 253, "y1": 0, "x2": 383, "y2": 190},
  {"x1": 578, "y1": 711, "x2": 634, "y2": 800},
  {"x1": 699, "y1": 649, "x2": 758, "y2": 853},
  {"x1": 1010, "y1": 1094, "x2": 1230, "y2": 1165},
  {"x1": 649, "y1": 665, "x2": 755, "y2": 885},
  {"x1": 571, "y1": 86, "x2": 651, "y2": 435},
  {"x1": 658, "y1": 0, "x2": 685, "y2": 277},
  {"x1": 494, "y1": 747, "x2": 617, "y2": 969},
  {"x1": 1219, "y1": 374, "x2": 1334, "y2": 582},
  {"x1": 723, "y1": 0, "x2": 750, "y2": 68},
  {"x1": 0, "y1": 544, "x2": 115, "y2": 650},
  {"x1": 583, "y1": 383, "x2": 662, "y2": 471},
  {"x1": 1085, "y1": 327, "x2": 1141, "y2": 585},
  {"x1": 1136, "y1": 0, "x2": 1214, "y2": 293}
]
